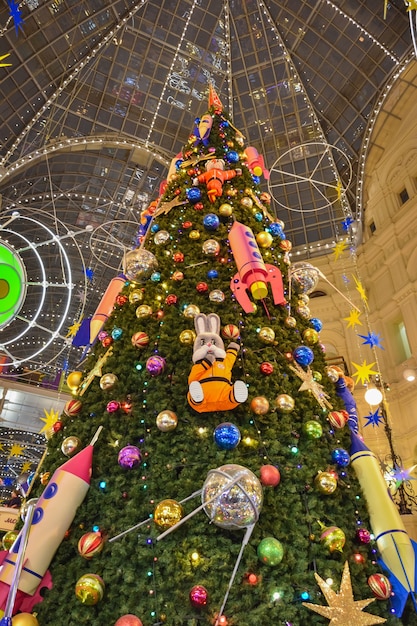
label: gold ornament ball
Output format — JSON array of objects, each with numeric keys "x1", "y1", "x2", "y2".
[
  {"x1": 61, "y1": 436, "x2": 82, "y2": 457},
  {"x1": 315, "y1": 471, "x2": 338, "y2": 495},
  {"x1": 298, "y1": 293, "x2": 310, "y2": 305},
  {"x1": 136, "y1": 304, "x2": 153, "y2": 319},
  {"x1": 128, "y1": 289, "x2": 143, "y2": 304},
  {"x1": 209, "y1": 289, "x2": 225, "y2": 302},
  {"x1": 66, "y1": 371, "x2": 82, "y2": 391},
  {"x1": 179, "y1": 329, "x2": 196, "y2": 345},
  {"x1": 258, "y1": 326, "x2": 275, "y2": 344},
  {"x1": 303, "y1": 328, "x2": 319, "y2": 344},
  {"x1": 326, "y1": 366, "x2": 340, "y2": 383},
  {"x1": 2, "y1": 530, "x2": 18, "y2": 550},
  {"x1": 99, "y1": 373, "x2": 118, "y2": 390},
  {"x1": 183, "y1": 304, "x2": 200, "y2": 318},
  {"x1": 296, "y1": 304, "x2": 311, "y2": 319},
  {"x1": 156, "y1": 410, "x2": 178, "y2": 432},
  {"x1": 189, "y1": 229, "x2": 200, "y2": 240},
  {"x1": 250, "y1": 396, "x2": 270, "y2": 415},
  {"x1": 275, "y1": 394, "x2": 295, "y2": 412},
  {"x1": 154, "y1": 499, "x2": 183, "y2": 529},
  {"x1": 284, "y1": 316, "x2": 296, "y2": 328},
  {"x1": 240, "y1": 196, "x2": 253, "y2": 209},
  {"x1": 75, "y1": 573, "x2": 105, "y2": 605},
  {"x1": 313, "y1": 370, "x2": 322, "y2": 382},
  {"x1": 256, "y1": 231, "x2": 273, "y2": 248},
  {"x1": 12, "y1": 614, "x2": 39, "y2": 626},
  {"x1": 219, "y1": 203, "x2": 233, "y2": 217}
]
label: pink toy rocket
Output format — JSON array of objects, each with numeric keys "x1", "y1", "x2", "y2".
[
  {"x1": 244, "y1": 147, "x2": 269, "y2": 179},
  {"x1": 0, "y1": 429, "x2": 100, "y2": 614},
  {"x1": 89, "y1": 274, "x2": 125, "y2": 345},
  {"x1": 229, "y1": 221, "x2": 285, "y2": 313}
]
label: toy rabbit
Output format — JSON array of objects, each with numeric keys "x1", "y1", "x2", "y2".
[{"x1": 187, "y1": 312, "x2": 248, "y2": 413}]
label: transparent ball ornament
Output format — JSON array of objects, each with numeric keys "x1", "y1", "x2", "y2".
[
  {"x1": 202, "y1": 464, "x2": 263, "y2": 530},
  {"x1": 290, "y1": 261, "x2": 320, "y2": 295},
  {"x1": 123, "y1": 248, "x2": 158, "y2": 283}
]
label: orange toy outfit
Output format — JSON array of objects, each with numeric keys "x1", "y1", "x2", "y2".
[
  {"x1": 194, "y1": 167, "x2": 240, "y2": 202},
  {"x1": 187, "y1": 345, "x2": 240, "y2": 412}
]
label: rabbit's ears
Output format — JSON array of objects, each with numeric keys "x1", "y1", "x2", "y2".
[{"x1": 194, "y1": 313, "x2": 221, "y2": 335}]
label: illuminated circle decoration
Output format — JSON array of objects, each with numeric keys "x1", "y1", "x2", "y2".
[{"x1": 0, "y1": 240, "x2": 27, "y2": 329}]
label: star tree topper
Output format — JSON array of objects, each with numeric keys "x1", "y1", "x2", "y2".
[
  {"x1": 288, "y1": 362, "x2": 333, "y2": 410},
  {"x1": 303, "y1": 560, "x2": 386, "y2": 625}
]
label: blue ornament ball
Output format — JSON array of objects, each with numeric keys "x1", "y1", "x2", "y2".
[
  {"x1": 254, "y1": 212, "x2": 263, "y2": 222},
  {"x1": 269, "y1": 222, "x2": 284, "y2": 237},
  {"x1": 187, "y1": 187, "x2": 202, "y2": 204},
  {"x1": 226, "y1": 150, "x2": 239, "y2": 163},
  {"x1": 151, "y1": 272, "x2": 161, "y2": 282},
  {"x1": 293, "y1": 345, "x2": 314, "y2": 367},
  {"x1": 252, "y1": 175, "x2": 261, "y2": 185},
  {"x1": 111, "y1": 327, "x2": 123, "y2": 341},
  {"x1": 213, "y1": 422, "x2": 241, "y2": 450},
  {"x1": 207, "y1": 269, "x2": 218, "y2": 280},
  {"x1": 175, "y1": 159, "x2": 183, "y2": 170},
  {"x1": 331, "y1": 448, "x2": 350, "y2": 467},
  {"x1": 150, "y1": 223, "x2": 160, "y2": 233},
  {"x1": 309, "y1": 317, "x2": 323, "y2": 332},
  {"x1": 203, "y1": 213, "x2": 220, "y2": 231}
]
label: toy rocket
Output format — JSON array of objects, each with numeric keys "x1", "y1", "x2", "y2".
[
  {"x1": 0, "y1": 430, "x2": 100, "y2": 613},
  {"x1": 244, "y1": 147, "x2": 269, "y2": 179},
  {"x1": 350, "y1": 432, "x2": 417, "y2": 616},
  {"x1": 89, "y1": 273, "x2": 126, "y2": 345},
  {"x1": 229, "y1": 221, "x2": 285, "y2": 313}
]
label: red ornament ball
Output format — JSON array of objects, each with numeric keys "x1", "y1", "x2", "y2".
[
  {"x1": 131, "y1": 332, "x2": 150, "y2": 348},
  {"x1": 189, "y1": 585, "x2": 208, "y2": 608},
  {"x1": 120, "y1": 399, "x2": 133, "y2": 414},
  {"x1": 114, "y1": 616, "x2": 143, "y2": 626},
  {"x1": 260, "y1": 465, "x2": 281, "y2": 487},
  {"x1": 356, "y1": 528, "x2": 371, "y2": 544},
  {"x1": 260, "y1": 361, "x2": 274, "y2": 375},
  {"x1": 182, "y1": 221, "x2": 193, "y2": 229},
  {"x1": 102, "y1": 336, "x2": 113, "y2": 348},
  {"x1": 115, "y1": 294, "x2": 128, "y2": 306},
  {"x1": 368, "y1": 573, "x2": 392, "y2": 600},
  {"x1": 165, "y1": 294, "x2": 178, "y2": 305},
  {"x1": 328, "y1": 410, "x2": 349, "y2": 429},
  {"x1": 173, "y1": 252, "x2": 184, "y2": 263},
  {"x1": 196, "y1": 282, "x2": 208, "y2": 293},
  {"x1": 78, "y1": 531, "x2": 104, "y2": 559},
  {"x1": 64, "y1": 399, "x2": 82, "y2": 417},
  {"x1": 53, "y1": 420, "x2": 63, "y2": 433},
  {"x1": 221, "y1": 324, "x2": 239, "y2": 340},
  {"x1": 194, "y1": 202, "x2": 204, "y2": 211},
  {"x1": 247, "y1": 573, "x2": 258, "y2": 585}
]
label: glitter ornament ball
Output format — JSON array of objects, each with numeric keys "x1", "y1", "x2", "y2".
[
  {"x1": 136, "y1": 304, "x2": 153, "y2": 318},
  {"x1": 303, "y1": 328, "x2": 319, "y2": 344},
  {"x1": 63, "y1": 399, "x2": 82, "y2": 417},
  {"x1": 114, "y1": 616, "x2": 143, "y2": 626},
  {"x1": 367, "y1": 573, "x2": 392, "y2": 600},
  {"x1": 260, "y1": 465, "x2": 281, "y2": 487},
  {"x1": 320, "y1": 525, "x2": 346, "y2": 553},
  {"x1": 118, "y1": 445, "x2": 142, "y2": 469},
  {"x1": 328, "y1": 410, "x2": 349, "y2": 429},
  {"x1": 189, "y1": 585, "x2": 209, "y2": 608},
  {"x1": 75, "y1": 573, "x2": 105, "y2": 605},
  {"x1": 202, "y1": 239, "x2": 220, "y2": 255},
  {"x1": 290, "y1": 262, "x2": 320, "y2": 294},
  {"x1": 202, "y1": 464, "x2": 263, "y2": 529},
  {"x1": 154, "y1": 499, "x2": 183, "y2": 529},
  {"x1": 331, "y1": 447, "x2": 350, "y2": 467},
  {"x1": 214, "y1": 422, "x2": 241, "y2": 450},
  {"x1": 309, "y1": 317, "x2": 323, "y2": 332},
  {"x1": 275, "y1": 394, "x2": 295, "y2": 412},
  {"x1": 146, "y1": 355, "x2": 166, "y2": 376},
  {"x1": 78, "y1": 531, "x2": 104, "y2": 559},
  {"x1": 112, "y1": 327, "x2": 123, "y2": 341},
  {"x1": 187, "y1": 187, "x2": 202, "y2": 203},
  {"x1": 128, "y1": 289, "x2": 143, "y2": 304},
  {"x1": 315, "y1": 471, "x2": 338, "y2": 495},
  {"x1": 131, "y1": 331, "x2": 150, "y2": 348},
  {"x1": 250, "y1": 396, "x2": 270, "y2": 415},
  {"x1": 106, "y1": 400, "x2": 120, "y2": 413},
  {"x1": 100, "y1": 373, "x2": 118, "y2": 390},
  {"x1": 154, "y1": 230, "x2": 170, "y2": 245},
  {"x1": 179, "y1": 329, "x2": 196, "y2": 345},
  {"x1": 209, "y1": 289, "x2": 225, "y2": 303},
  {"x1": 156, "y1": 410, "x2": 178, "y2": 432},
  {"x1": 123, "y1": 248, "x2": 158, "y2": 283},
  {"x1": 61, "y1": 436, "x2": 81, "y2": 457},
  {"x1": 257, "y1": 537, "x2": 284, "y2": 566},
  {"x1": 258, "y1": 326, "x2": 275, "y2": 344},
  {"x1": 203, "y1": 213, "x2": 220, "y2": 231},
  {"x1": 356, "y1": 528, "x2": 371, "y2": 544},
  {"x1": 304, "y1": 420, "x2": 323, "y2": 439},
  {"x1": 293, "y1": 345, "x2": 314, "y2": 366}
]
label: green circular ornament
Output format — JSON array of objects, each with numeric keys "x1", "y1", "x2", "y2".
[
  {"x1": 257, "y1": 537, "x2": 284, "y2": 566},
  {"x1": 304, "y1": 420, "x2": 323, "y2": 439},
  {"x1": 0, "y1": 241, "x2": 26, "y2": 329}
]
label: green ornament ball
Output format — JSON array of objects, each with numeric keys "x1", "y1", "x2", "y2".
[
  {"x1": 257, "y1": 537, "x2": 284, "y2": 566},
  {"x1": 304, "y1": 420, "x2": 323, "y2": 439}
]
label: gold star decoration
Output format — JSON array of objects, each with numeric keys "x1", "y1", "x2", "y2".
[
  {"x1": 153, "y1": 197, "x2": 187, "y2": 217},
  {"x1": 333, "y1": 240, "x2": 348, "y2": 260},
  {"x1": 66, "y1": 318, "x2": 83, "y2": 338},
  {"x1": 343, "y1": 308, "x2": 362, "y2": 329},
  {"x1": 335, "y1": 179, "x2": 343, "y2": 200},
  {"x1": 406, "y1": 0, "x2": 417, "y2": 12},
  {"x1": 288, "y1": 362, "x2": 333, "y2": 410},
  {"x1": 351, "y1": 360, "x2": 379, "y2": 386},
  {"x1": 21, "y1": 461, "x2": 32, "y2": 473},
  {"x1": 179, "y1": 152, "x2": 217, "y2": 169},
  {"x1": 303, "y1": 561, "x2": 386, "y2": 625},
  {"x1": 0, "y1": 53, "x2": 12, "y2": 67},
  {"x1": 78, "y1": 347, "x2": 114, "y2": 396},
  {"x1": 39, "y1": 408, "x2": 60, "y2": 435},
  {"x1": 8, "y1": 443, "x2": 26, "y2": 458},
  {"x1": 353, "y1": 274, "x2": 368, "y2": 308}
]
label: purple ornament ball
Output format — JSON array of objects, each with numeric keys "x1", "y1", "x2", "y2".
[
  {"x1": 189, "y1": 584, "x2": 208, "y2": 608},
  {"x1": 146, "y1": 355, "x2": 166, "y2": 376},
  {"x1": 118, "y1": 445, "x2": 142, "y2": 469}
]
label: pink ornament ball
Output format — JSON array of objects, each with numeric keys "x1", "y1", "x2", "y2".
[
  {"x1": 146, "y1": 355, "x2": 166, "y2": 376},
  {"x1": 114, "y1": 616, "x2": 143, "y2": 626},
  {"x1": 189, "y1": 584, "x2": 209, "y2": 608},
  {"x1": 106, "y1": 400, "x2": 120, "y2": 413},
  {"x1": 118, "y1": 445, "x2": 142, "y2": 469},
  {"x1": 260, "y1": 465, "x2": 281, "y2": 487}
]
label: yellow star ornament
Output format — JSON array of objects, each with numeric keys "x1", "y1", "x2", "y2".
[
  {"x1": 39, "y1": 408, "x2": 60, "y2": 435},
  {"x1": 8, "y1": 443, "x2": 26, "y2": 458},
  {"x1": 343, "y1": 308, "x2": 362, "y2": 328},
  {"x1": 351, "y1": 360, "x2": 379, "y2": 386},
  {"x1": 303, "y1": 561, "x2": 386, "y2": 625},
  {"x1": 333, "y1": 240, "x2": 348, "y2": 261},
  {"x1": 353, "y1": 274, "x2": 368, "y2": 308}
]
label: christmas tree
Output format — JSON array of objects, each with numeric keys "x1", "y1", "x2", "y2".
[{"x1": 5, "y1": 90, "x2": 416, "y2": 626}]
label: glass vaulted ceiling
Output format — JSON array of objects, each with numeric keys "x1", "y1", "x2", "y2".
[{"x1": 0, "y1": 0, "x2": 413, "y2": 374}]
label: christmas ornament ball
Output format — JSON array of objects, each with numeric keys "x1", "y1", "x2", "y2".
[
  {"x1": 309, "y1": 317, "x2": 323, "y2": 332},
  {"x1": 118, "y1": 445, "x2": 142, "y2": 469},
  {"x1": 131, "y1": 331, "x2": 150, "y2": 348},
  {"x1": 356, "y1": 528, "x2": 371, "y2": 544},
  {"x1": 303, "y1": 328, "x2": 319, "y2": 344},
  {"x1": 156, "y1": 410, "x2": 178, "y2": 432},
  {"x1": 209, "y1": 289, "x2": 225, "y2": 303},
  {"x1": 189, "y1": 585, "x2": 209, "y2": 608},
  {"x1": 256, "y1": 231, "x2": 273, "y2": 248},
  {"x1": 183, "y1": 304, "x2": 200, "y2": 318},
  {"x1": 75, "y1": 573, "x2": 105, "y2": 605},
  {"x1": 260, "y1": 361, "x2": 274, "y2": 375},
  {"x1": 331, "y1": 447, "x2": 350, "y2": 467},
  {"x1": 258, "y1": 326, "x2": 275, "y2": 344},
  {"x1": 213, "y1": 422, "x2": 241, "y2": 450},
  {"x1": 290, "y1": 261, "x2": 320, "y2": 294},
  {"x1": 275, "y1": 394, "x2": 295, "y2": 412},
  {"x1": 219, "y1": 203, "x2": 233, "y2": 217},
  {"x1": 240, "y1": 196, "x2": 253, "y2": 209},
  {"x1": 284, "y1": 316, "x2": 297, "y2": 328},
  {"x1": 78, "y1": 531, "x2": 104, "y2": 559},
  {"x1": 367, "y1": 573, "x2": 392, "y2": 600},
  {"x1": 320, "y1": 525, "x2": 346, "y2": 553},
  {"x1": 315, "y1": 471, "x2": 338, "y2": 495},
  {"x1": 179, "y1": 329, "x2": 196, "y2": 345},
  {"x1": 146, "y1": 355, "x2": 166, "y2": 376},
  {"x1": 128, "y1": 288, "x2": 143, "y2": 304},
  {"x1": 221, "y1": 324, "x2": 239, "y2": 340},
  {"x1": 293, "y1": 345, "x2": 314, "y2": 367},
  {"x1": 250, "y1": 396, "x2": 270, "y2": 415},
  {"x1": 202, "y1": 464, "x2": 263, "y2": 529},
  {"x1": 203, "y1": 213, "x2": 220, "y2": 231},
  {"x1": 106, "y1": 400, "x2": 120, "y2": 413},
  {"x1": 11, "y1": 614, "x2": 39, "y2": 626},
  {"x1": 66, "y1": 370, "x2": 82, "y2": 391},
  {"x1": 64, "y1": 398, "x2": 82, "y2": 417},
  {"x1": 154, "y1": 499, "x2": 183, "y2": 529},
  {"x1": 328, "y1": 410, "x2": 348, "y2": 429},
  {"x1": 99, "y1": 373, "x2": 118, "y2": 390},
  {"x1": 154, "y1": 230, "x2": 170, "y2": 245},
  {"x1": 2, "y1": 530, "x2": 18, "y2": 550},
  {"x1": 202, "y1": 239, "x2": 220, "y2": 255},
  {"x1": 61, "y1": 436, "x2": 81, "y2": 457},
  {"x1": 304, "y1": 420, "x2": 323, "y2": 439},
  {"x1": 136, "y1": 304, "x2": 153, "y2": 318},
  {"x1": 260, "y1": 465, "x2": 280, "y2": 487},
  {"x1": 123, "y1": 248, "x2": 158, "y2": 283},
  {"x1": 257, "y1": 537, "x2": 284, "y2": 566},
  {"x1": 114, "y1": 615, "x2": 143, "y2": 626}
]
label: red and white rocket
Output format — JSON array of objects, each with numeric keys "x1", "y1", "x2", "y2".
[
  {"x1": 229, "y1": 221, "x2": 286, "y2": 313},
  {"x1": 0, "y1": 430, "x2": 100, "y2": 614},
  {"x1": 89, "y1": 274, "x2": 126, "y2": 345}
]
